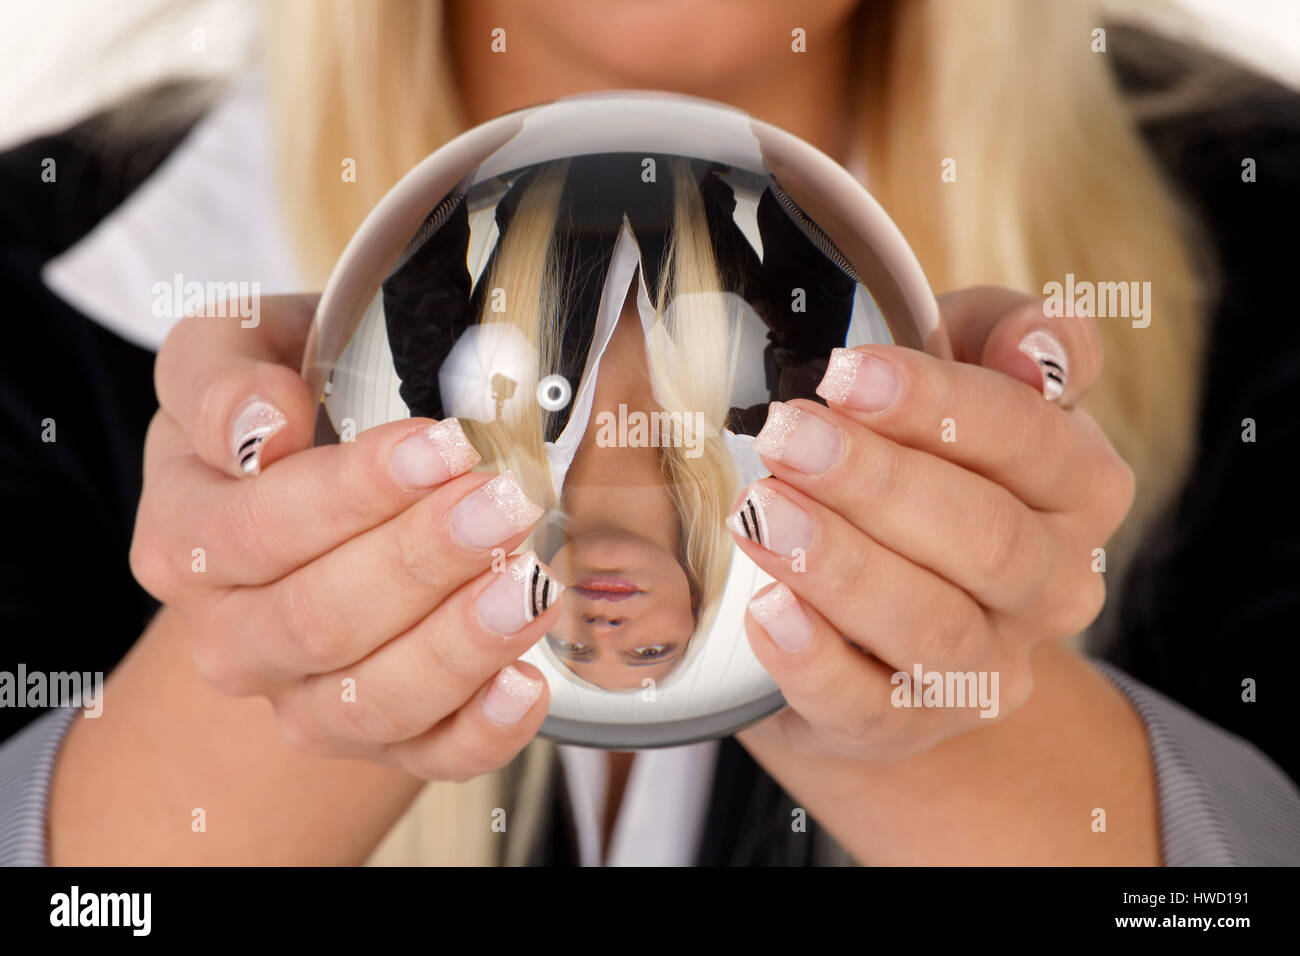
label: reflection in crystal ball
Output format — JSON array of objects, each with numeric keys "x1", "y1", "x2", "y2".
[{"x1": 303, "y1": 92, "x2": 942, "y2": 748}]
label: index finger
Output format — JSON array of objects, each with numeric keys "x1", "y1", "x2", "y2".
[{"x1": 815, "y1": 344, "x2": 1113, "y2": 511}]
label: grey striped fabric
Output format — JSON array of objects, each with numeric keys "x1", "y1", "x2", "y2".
[
  {"x1": 1092, "y1": 660, "x2": 1300, "y2": 865},
  {"x1": 1, "y1": 663, "x2": 1297, "y2": 865},
  {"x1": 0, "y1": 706, "x2": 78, "y2": 866}
]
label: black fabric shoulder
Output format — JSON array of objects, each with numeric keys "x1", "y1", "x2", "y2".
[
  {"x1": 0, "y1": 79, "x2": 209, "y2": 260},
  {"x1": 1098, "y1": 26, "x2": 1300, "y2": 785},
  {"x1": 0, "y1": 82, "x2": 207, "y2": 742}
]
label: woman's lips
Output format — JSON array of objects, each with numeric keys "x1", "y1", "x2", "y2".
[{"x1": 573, "y1": 577, "x2": 643, "y2": 602}]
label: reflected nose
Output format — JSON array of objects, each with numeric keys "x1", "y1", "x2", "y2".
[{"x1": 583, "y1": 613, "x2": 625, "y2": 635}]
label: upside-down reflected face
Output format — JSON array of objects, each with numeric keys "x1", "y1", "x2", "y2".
[{"x1": 546, "y1": 529, "x2": 700, "y2": 691}]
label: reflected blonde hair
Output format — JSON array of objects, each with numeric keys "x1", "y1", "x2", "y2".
[{"x1": 457, "y1": 158, "x2": 739, "y2": 641}]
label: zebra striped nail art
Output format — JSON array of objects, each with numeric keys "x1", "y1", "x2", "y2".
[
  {"x1": 231, "y1": 399, "x2": 287, "y2": 476},
  {"x1": 510, "y1": 552, "x2": 563, "y2": 624},
  {"x1": 479, "y1": 551, "x2": 564, "y2": 636},
  {"x1": 727, "y1": 485, "x2": 773, "y2": 549},
  {"x1": 1017, "y1": 330, "x2": 1069, "y2": 402}
]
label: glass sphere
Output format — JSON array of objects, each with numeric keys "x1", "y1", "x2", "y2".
[{"x1": 303, "y1": 91, "x2": 943, "y2": 748}]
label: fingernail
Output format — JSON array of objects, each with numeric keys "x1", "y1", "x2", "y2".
[
  {"x1": 232, "y1": 398, "x2": 287, "y2": 476},
  {"x1": 726, "y1": 482, "x2": 813, "y2": 557},
  {"x1": 752, "y1": 402, "x2": 843, "y2": 476},
  {"x1": 482, "y1": 665, "x2": 544, "y2": 726},
  {"x1": 390, "y1": 419, "x2": 480, "y2": 489},
  {"x1": 1017, "y1": 330, "x2": 1069, "y2": 401},
  {"x1": 816, "y1": 348, "x2": 901, "y2": 412},
  {"x1": 748, "y1": 583, "x2": 814, "y2": 653},
  {"x1": 449, "y1": 472, "x2": 543, "y2": 550},
  {"x1": 477, "y1": 552, "x2": 563, "y2": 636}
]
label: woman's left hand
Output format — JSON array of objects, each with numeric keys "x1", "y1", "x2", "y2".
[{"x1": 732, "y1": 286, "x2": 1134, "y2": 761}]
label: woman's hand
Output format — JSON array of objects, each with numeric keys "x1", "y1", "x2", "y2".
[
  {"x1": 129, "y1": 295, "x2": 562, "y2": 783},
  {"x1": 732, "y1": 287, "x2": 1134, "y2": 761}
]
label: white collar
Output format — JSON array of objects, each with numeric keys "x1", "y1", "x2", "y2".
[
  {"x1": 39, "y1": 78, "x2": 872, "y2": 360},
  {"x1": 41, "y1": 81, "x2": 304, "y2": 352}
]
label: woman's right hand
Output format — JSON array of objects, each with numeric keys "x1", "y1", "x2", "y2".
[{"x1": 129, "y1": 295, "x2": 560, "y2": 783}]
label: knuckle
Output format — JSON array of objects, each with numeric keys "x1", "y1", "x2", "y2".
[
  {"x1": 829, "y1": 697, "x2": 884, "y2": 745},
  {"x1": 273, "y1": 698, "x2": 331, "y2": 756},
  {"x1": 326, "y1": 449, "x2": 385, "y2": 532},
  {"x1": 1047, "y1": 567, "x2": 1106, "y2": 638},
  {"x1": 922, "y1": 590, "x2": 980, "y2": 668},
  {"x1": 1004, "y1": 403, "x2": 1038, "y2": 476},
  {"x1": 419, "y1": 621, "x2": 479, "y2": 688},
  {"x1": 857, "y1": 437, "x2": 903, "y2": 505},
  {"x1": 971, "y1": 498, "x2": 1024, "y2": 582},
  {"x1": 393, "y1": 517, "x2": 444, "y2": 590},
  {"x1": 189, "y1": 627, "x2": 248, "y2": 697},
  {"x1": 278, "y1": 576, "x2": 343, "y2": 671},
  {"x1": 395, "y1": 742, "x2": 465, "y2": 783},
  {"x1": 128, "y1": 525, "x2": 179, "y2": 601},
  {"x1": 819, "y1": 543, "x2": 871, "y2": 600},
  {"x1": 219, "y1": 482, "x2": 279, "y2": 576},
  {"x1": 338, "y1": 686, "x2": 405, "y2": 743},
  {"x1": 928, "y1": 360, "x2": 956, "y2": 422}
]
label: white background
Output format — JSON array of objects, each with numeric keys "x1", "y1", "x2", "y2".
[{"x1": 0, "y1": 0, "x2": 1297, "y2": 149}]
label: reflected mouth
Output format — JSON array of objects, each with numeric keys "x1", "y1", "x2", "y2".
[{"x1": 573, "y1": 577, "x2": 643, "y2": 602}]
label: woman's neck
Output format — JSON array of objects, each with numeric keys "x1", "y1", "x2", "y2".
[
  {"x1": 563, "y1": 287, "x2": 679, "y2": 551},
  {"x1": 447, "y1": 1, "x2": 857, "y2": 166}
]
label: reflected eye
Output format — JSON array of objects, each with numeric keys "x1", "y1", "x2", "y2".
[
  {"x1": 633, "y1": 645, "x2": 669, "y2": 660},
  {"x1": 552, "y1": 637, "x2": 590, "y2": 656}
]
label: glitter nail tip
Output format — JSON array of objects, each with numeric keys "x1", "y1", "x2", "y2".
[
  {"x1": 752, "y1": 402, "x2": 801, "y2": 460},
  {"x1": 816, "y1": 348, "x2": 865, "y2": 405},
  {"x1": 748, "y1": 583, "x2": 796, "y2": 625},
  {"x1": 483, "y1": 472, "x2": 545, "y2": 530},
  {"x1": 426, "y1": 419, "x2": 481, "y2": 475},
  {"x1": 497, "y1": 664, "x2": 544, "y2": 702}
]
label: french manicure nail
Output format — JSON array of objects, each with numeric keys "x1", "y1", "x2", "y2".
[
  {"x1": 1017, "y1": 330, "x2": 1069, "y2": 401},
  {"x1": 726, "y1": 482, "x2": 814, "y2": 557},
  {"x1": 390, "y1": 419, "x2": 480, "y2": 489},
  {"x1": 477, "y1": 552, "x2": 563, "y2": 636},
  {"x1": 449, "y1": 472, "x2": 544, "y2": 550},
  {"x1": 232, "y1": 398, "x2": 286, "y2": 476},
  {"x1": 482, "y1": 665, "x2": 544, "y2": 726},
  {"x1": 816, "y1": 348, "x2": 902, "y2": 412},
  {"x1": 752, "y1": 402, "x2": 843, "y2": 476},
  {"x1": 748, "y1": 583, "x2": 814, "y2": 653}
]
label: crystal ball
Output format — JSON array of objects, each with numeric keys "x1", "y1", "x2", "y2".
[{"x1": 303, "y1": 91, "x2": 943, "y2": 748}]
